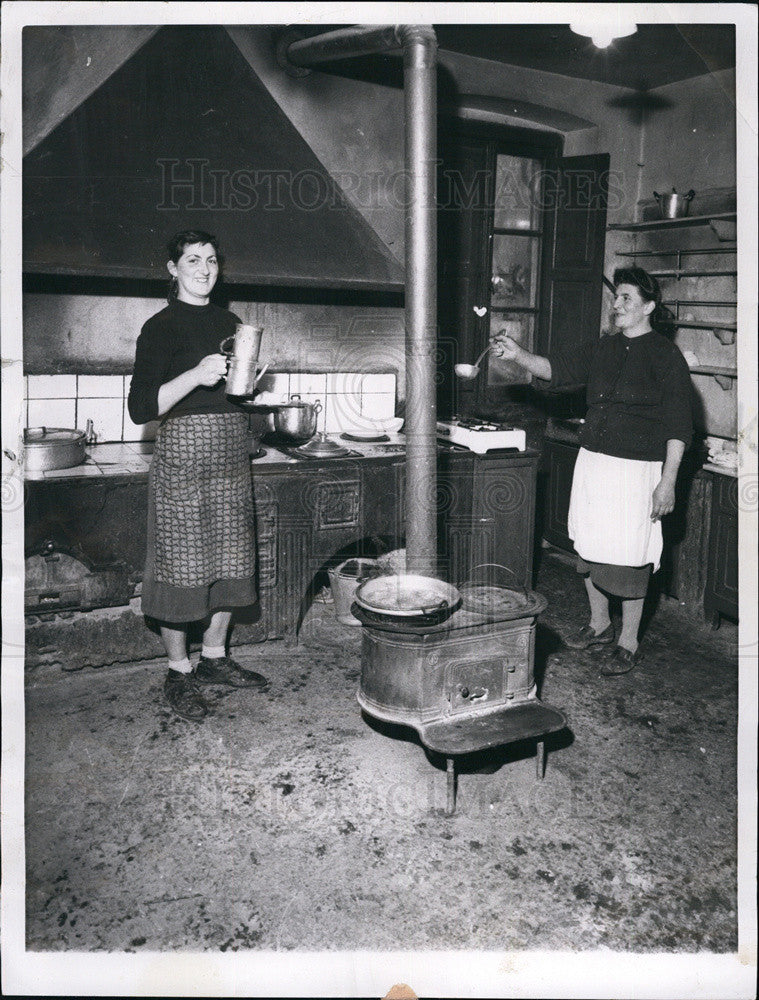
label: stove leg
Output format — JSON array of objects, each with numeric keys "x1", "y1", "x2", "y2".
[
  {"x1": 446, "y1": 757, "x2": 457, "y2": 815},
  {"x1": 536, "y1": 739, "x2": 545, "y2": 780}
]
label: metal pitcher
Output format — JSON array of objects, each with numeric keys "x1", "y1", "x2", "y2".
[{"x1": 220, "y1": 324, "x2": 264, "y2": 396}]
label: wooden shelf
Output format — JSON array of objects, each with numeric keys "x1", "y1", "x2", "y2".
[
  {"x1": 673, "y1": 320, "x2": 736, "y2": 332},
  {"x1": 607, "y1": 212, "x2": 736, "y2": 232},
  {"x1": 649, "y1": 269, "x2": 736, "y2": 279},
  {"x1": 616, "y1": 246, "x2": 735, "y2": 257},
  {"x1": 689, "y1": 366, "x2": 738, "y2": 389}
]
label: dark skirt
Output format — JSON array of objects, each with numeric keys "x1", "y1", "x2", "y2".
[
  {"x1": 576, "y1": 556, "x2": 652, "y2": 599},
  {"x1": 142, "y1": 413, "x2": 257, "y2": 624}
]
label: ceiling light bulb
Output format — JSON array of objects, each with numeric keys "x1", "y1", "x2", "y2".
[{"x1": 570, "y1": 20, "x2": 636, "y2": 48}]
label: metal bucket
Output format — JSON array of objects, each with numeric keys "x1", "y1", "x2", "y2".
[{"x1": 328, "y1": 558, "x2": 379, "y2": 626}]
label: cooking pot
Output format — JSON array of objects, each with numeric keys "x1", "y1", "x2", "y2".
[
  {"x1": 654, "y1": 188, "x2": 695, "y2": 219},
  {"x1": 270, "y1": 395, "x2": 322, "y2": 443},
  {"x1": 354, "y1": 573, "x2": 461, "y2": 625},
  {"x1": 24, "y1": 427, "x2": 87, "y2": 472}
]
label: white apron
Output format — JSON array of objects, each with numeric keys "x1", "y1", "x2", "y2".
[{"x1": 567, "y1": 447, "x2": 663, "y2": 570}]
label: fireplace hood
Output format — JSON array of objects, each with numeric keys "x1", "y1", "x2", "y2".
[{"x1": 23, "y1": 25, "x2": 404, "y2": 292}]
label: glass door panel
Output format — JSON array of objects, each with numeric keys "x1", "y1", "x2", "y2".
[
  {"x1": 493, "y1": 154, "x2": 542, "y2": 231},
  {"x1": 490, "y1": 234, "x2": 540, "y2": 309}
]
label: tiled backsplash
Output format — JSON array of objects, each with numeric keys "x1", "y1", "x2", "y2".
[{"x1": 23, "y1": 372, "x2": 397, "y2": 442}]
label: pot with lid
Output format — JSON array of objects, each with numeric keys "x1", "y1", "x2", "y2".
[
  {"x1": 270, "y1": 395, "x2": 322, "y2": 443},
  {"x1": 24, "y1": 427, "x2": 87, "y2": 472}
]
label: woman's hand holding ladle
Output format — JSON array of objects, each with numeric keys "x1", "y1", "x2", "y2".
[
  {"x1": 490, "y1": 332, "x2": 522, "y2": 363},
  {"x1": 454, "y1": 344, "x2": 496, "y2": 380}
]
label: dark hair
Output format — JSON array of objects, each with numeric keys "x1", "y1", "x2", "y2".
[
  {"x1": 613, "y1": 265, "x2": 674, "y2": 334},
  {"x1": 166, "y1": 230, "x2": 222, "y2": 302}
]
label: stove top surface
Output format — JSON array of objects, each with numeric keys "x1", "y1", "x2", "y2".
[
  {"x1": 281, "y1": 444, "x2": 363, "y2": 460},
  {"x1": 440, "y1": 418, "x2": 519, "y2": 432}
]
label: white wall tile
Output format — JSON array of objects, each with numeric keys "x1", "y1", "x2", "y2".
[
  {"x1": 78, "y1": 398, "x2": 123, "y2": 442},
  {"x1": 325, "y1": 391, "x2": 363, "y2": 432},
  {"x1": 361, "y1": 373, "x2": 396, "y2": 396},
  {"x1": 327, "y1": 372, "x2": 364, "y2": 396},
  {"x1": 123, "y1": 408, "x2": 158, "y2": 443},
  {"x1": 360, "y1": 392, "x2": 395, "y2": 421},
  {"x1": 27, "y1": 374, "x2": 77, "y2": 399},
  {"x1": 255, "y1": 372, "x2": 290, "y2": 404},
  {"x1": 77, "y1": 375, "x2": 125, "y2": 398},
  {"x1": 27, "y1": 397, "x2": 76, "y2": 429},
  {"x1": 289, "y1": 373, "x2": 327, "y2": 399}
]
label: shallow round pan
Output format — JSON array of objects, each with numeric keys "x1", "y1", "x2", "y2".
[{"x1": 355, "y1": 573, "x2": 461, "y2": 619}]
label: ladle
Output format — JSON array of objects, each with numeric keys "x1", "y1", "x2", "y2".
[{"x1": 454, "y1": 344, "x2": 494, "y2": 381}]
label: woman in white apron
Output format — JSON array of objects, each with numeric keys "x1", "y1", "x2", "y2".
[{"x1": 493, "y1": 267, "x2": 693, "y2": 675}]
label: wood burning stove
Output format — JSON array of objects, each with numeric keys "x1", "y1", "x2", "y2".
[{"x1": 353, "y1": 582, "x2": 566, "y2": 813}]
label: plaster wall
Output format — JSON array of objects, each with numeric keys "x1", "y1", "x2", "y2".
[{"x1": 23, "y1": 290, "x2": 405, "y2": 388}]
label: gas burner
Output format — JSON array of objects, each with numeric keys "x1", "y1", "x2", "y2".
[
  {"x1": 436, "y1": 419, "x2": 526, "y2": 454},
  {"x1": 457, "y1": 418, "x2": 503, "y2": 431}
]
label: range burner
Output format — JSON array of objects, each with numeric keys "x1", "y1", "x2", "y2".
[
  {"x1": 436, "y1": 419, "x2": 526, "y2": 454},
  {"x1": 281, "y1": 445, "x2": 362, "y2": 461}
]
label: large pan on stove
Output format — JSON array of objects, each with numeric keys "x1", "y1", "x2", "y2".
[{"x1": 354, "y1": 573, "x2": 461, "y2": 626}]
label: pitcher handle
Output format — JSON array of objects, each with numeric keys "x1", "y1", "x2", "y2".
[{"x1": 219, "y1": 336, "x2": 235, "y2": 355}]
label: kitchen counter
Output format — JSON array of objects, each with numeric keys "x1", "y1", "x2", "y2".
[
  {"x1": 23, "y1": 439, "x2": 541, "y2": 637},
  {"x1": 24, "y1": 434, "x2": 410, "y2": 480}
]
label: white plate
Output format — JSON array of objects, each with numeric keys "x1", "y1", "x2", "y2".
[{"x1": 342, "y1": 428, "x2": 388, "y2": 440}]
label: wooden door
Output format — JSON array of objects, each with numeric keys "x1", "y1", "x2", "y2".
[{"x1": 537, "y1": 152, "x2": 611, "y2": 358}]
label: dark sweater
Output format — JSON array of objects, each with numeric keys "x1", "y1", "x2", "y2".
[
  {"x1": 544, "y1": 331, "x2": 693, "y2": 462},
  {"x1": 128, "y1": 300, "x2": 245, "y2": 425}
]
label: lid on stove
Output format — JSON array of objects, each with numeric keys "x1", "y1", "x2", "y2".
[
  {"x1": 292, "y1": 433, "x2": 351, "y2": 458},
  {"x1": 459, "y1": 584, "x2": 546, "y2": 620},
  {"x1": 458, "y1": 564, "x2": 545, "y2": 619}
]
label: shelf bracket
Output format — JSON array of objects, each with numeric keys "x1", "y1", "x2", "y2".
[
  {"x1": 712, "y1": 327, "x2": 736, "y2": 346},
  {"x1": 713, "y1": 374, "x2": 734, "y2": 391}
]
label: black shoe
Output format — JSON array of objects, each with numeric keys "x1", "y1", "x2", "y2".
[
  {"x1": 600, "y1": 645, "x2": 641, "y2": 676},
  {"x1": 563, "y1": 623, "x2": 615, "y2": 650},
  {"x1": 164, "y1": 670, "x2": 208, "y2": 721},
  {"x1": 195, "y1": 655, "x2": 269, "y2": 690}
]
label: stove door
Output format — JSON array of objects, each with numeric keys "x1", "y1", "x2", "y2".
[{"x1": 445, "y1": 656, "x2": 505, "y2": 715}]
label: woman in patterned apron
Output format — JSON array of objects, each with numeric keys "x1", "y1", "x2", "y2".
[
  {"x1": 128, "y1": 230, "x2": 267, "y2": 720},
  {"x1": 493, "y1": 267, "x2": 693, "y2": 675}
]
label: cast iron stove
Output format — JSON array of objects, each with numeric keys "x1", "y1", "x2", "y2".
[{"x1": 354, "y1": 582, "x2": 566, "y2": 814}]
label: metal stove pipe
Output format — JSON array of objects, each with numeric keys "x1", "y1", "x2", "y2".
[{"x1": 283, "y1": 25, "x2": 439, "y2": 576}]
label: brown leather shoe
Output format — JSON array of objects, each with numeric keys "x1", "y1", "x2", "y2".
[
  {"x1": 563, "y1": 623, "x2": 615, "y2": 650},
  {"x1": 195, "y1": 655, "x2": 269, "y2": 690},
  {"x1": 599, "y1": 645, "x2": 641, "y2": 676},
  {"x1": 164, "y1": 670, "x2": 208, "y2": 721}
]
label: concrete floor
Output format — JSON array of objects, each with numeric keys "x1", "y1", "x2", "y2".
[{"x1": 24, "y1": 553, "x2": 739, "y2": 955}]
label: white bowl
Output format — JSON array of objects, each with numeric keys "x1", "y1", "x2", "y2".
[{"x1": 378, "y1": 416, "x2": 404, "y2": 433}]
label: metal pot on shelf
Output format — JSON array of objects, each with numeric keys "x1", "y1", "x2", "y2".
[{"x1": 654, "y1": 188, "x2": 695, "y2": 219}]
